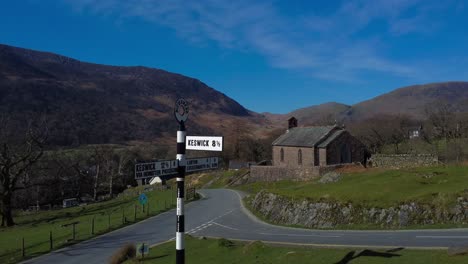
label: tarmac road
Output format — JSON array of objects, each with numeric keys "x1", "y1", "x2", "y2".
[{"x1": 23, "y1": 189, "x2": 468, "y2": 264}]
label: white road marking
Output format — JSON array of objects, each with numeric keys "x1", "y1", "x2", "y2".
[
  {"x1": 258, "y1": 232, "x2": 341, "y2": 238},
  {"x1": 211, "y1": 222, "x2": 239, "y2": 231},
  {"x1": 416, "y1": 236, "x2": 468, "y2": 239},
  {"x1": 186, "y1": 209, "x2": 236, "y2": 234}
]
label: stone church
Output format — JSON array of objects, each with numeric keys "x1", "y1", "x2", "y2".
[{"x1": 272, "y1": 117, "x2": 367, "y2": 167}]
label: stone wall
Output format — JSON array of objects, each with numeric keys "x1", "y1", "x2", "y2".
[
  {"x1": 372, "y1": 154, "x2": 438, "y2": 169},
  {"x1": 250, "y1": 191, "x2": 468, "y2": 228},
  {"x1": 248, "y1": 165, "x2": 321, "y2": 183},
  {"x1": 248, "y1": 164, "x2": 354, "y2": 183}
]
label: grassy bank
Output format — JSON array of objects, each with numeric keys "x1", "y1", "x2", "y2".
[
  {"x1": 188, "y1": 169, "x2": 248, "y2": 189},
  {"x1": 237, "y1": 165, "x2": 468, "y2": 208},
  {"x1": 125, "y1": 236, "x2": 468, "y2": 264},
  {"x1": 0, "y1": 186, "x2": 180, "y2": 264}
]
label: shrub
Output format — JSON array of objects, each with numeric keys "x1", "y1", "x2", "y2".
[
  {"x1": 218, "y1": 238, "x2": 235, "y2": 248},
  {"x1": 109, "y1": 244, "x2": 136, "y2": 264}
]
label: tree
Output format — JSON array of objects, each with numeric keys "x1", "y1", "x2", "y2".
[
  {"x1": 348, "y1": 115, "x2": 414, "y2": 154},
  {"x1": 108, "y1": 150, "x2": 132, "y2": 198},
  {"x1": 0, "y1": 116, "x2": 47, "y2": 226},
  {"x1": 90, "y1": 146, "x2": 113, "y2": 201}
]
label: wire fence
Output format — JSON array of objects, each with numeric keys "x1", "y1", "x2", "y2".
[{"x1": 0, "y1": 187, "x2": 197, "y2": 264}]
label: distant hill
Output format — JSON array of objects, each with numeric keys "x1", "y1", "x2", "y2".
[
  {"x1": 2, "y1": 44, "x2": 468, "y2": 146},
  {"x1": 0, "y1": 44, "x2": 267, "y2": 146},
  {"x1": 349, "y1": 82, "x2": 468, "y2": 120},
  {"x1": 269, "y1": 82, "x2": 468, "y2": 126}
]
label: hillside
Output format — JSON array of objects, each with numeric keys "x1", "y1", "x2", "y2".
[
  {"x1": 350, "y1": 82, "x2": 468, "y2": 120},
  {"x1": 0, "y1": 44, "x2": 269, "y2": 146},
  {"x1": 2, "y1": 44, "x2": 467, "y2": 147},
  {"x1": 269, "y1": 82, "x2": 468, "y2": 125}
]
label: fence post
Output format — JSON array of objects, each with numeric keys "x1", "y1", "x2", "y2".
[
  {"x1": 22, "y1": 237, "x2": 25, "y2": 258},
  {"x1": 91, "y1": 217, "x2": 95, "y2": 235},
  {"x1": 72, "y1": 223, "x2": 76, "y2": 240},
  {"x1": 49, "y1": 231, "x2": 53, "y2": 250},
  {"x1": 134, "y1": 205, "x2": 137, "y2": 222}
]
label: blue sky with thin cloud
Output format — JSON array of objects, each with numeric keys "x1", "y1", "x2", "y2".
[{"x1": 1, "y1": 0, "x2": 467, "y2": 113}]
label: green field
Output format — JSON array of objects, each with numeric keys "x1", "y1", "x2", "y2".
[
  {"x1": 125, "y1": 236, "x2": 468, "y2": 264},
  {"x1": 0, "y1": 186, "x2": 180, "y2": 264},
  {"x1": 238, "y1": 165, "x2": 468, "y2": 208},
  {"x1": 188, "y1": 169, "x2": 248, "y2": 189}
]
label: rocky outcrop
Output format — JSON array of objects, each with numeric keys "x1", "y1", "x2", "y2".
[{"x1": 249, "y1": 191, "x2": 468, "y2": 228}]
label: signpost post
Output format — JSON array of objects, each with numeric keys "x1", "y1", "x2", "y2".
[
  {"x1": 174, "y1": 99, "x2": 188, "y2": 264},
  {"x1": 134, "y1": 98, "x2": 223, "y2": 264}
]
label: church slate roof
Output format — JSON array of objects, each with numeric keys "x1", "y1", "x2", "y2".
[
  {"x1": 272, "y1": 126, "x2": 339, "y2": 147},
  {"x1": 317, "y1": 129, "x2": 345, "y2": 148}
]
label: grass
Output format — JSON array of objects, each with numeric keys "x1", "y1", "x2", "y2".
[
  {"x1": 236, "y1": 165, "x2": 468, "y2": 208},
  {"x1": 0, "y1": 186, "x2": 180, "y2": 264},
  {"x1": 126, "y1": 236, "x2": 468, "y2": 264},
  {"x1": 186, "y1": 169, "x2": 249, "y2": 189}
]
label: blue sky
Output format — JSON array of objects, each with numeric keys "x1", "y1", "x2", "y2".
[{"x1": 1, "y1": 0, "x2": 468, "y2": 113}]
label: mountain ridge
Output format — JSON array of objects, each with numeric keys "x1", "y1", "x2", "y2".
[
  {"x1": 270, "y1": 81, "x2": 468, "y2": 126},
  {"x1": 2, "y1": 43, "x2": 468, "y2": 146},
  {"x1": 0, "y1": 43, "x2": 266, "y2": 146}
]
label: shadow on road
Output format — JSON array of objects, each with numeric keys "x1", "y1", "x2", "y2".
[
  {"x1": 140, "y1": 254, "x2": 169, "y2": 261},
  {"x1": 334, "y1": 247, "x2": 404, "y2": 264}
]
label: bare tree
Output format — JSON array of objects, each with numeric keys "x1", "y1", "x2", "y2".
[
  {"x1": 348, "y1": 115, "x2": 413, "y2": 154},
  {"x1": 0, "y1": 117, "x2": 47, "y2": 226},
  {"x1": 90, "y1": 146, "x2": 112, "y2": 201},
  {"x1": 426, "y1": 103, "x2": 454, "y2": 141}
]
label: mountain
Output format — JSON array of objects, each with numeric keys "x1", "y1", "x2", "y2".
[
  {"x1": 2, "y1": 43, "x2": 467, "y2": 147},
  {"x1": 270, "y1": 82, "x2": 468, "y2": 126},
  {"x1": 350, "y1": 82, "x2": 468, "y2": 120},
  {"x1": 0, "y1": 44, "x2": 267, "y2": 146}
]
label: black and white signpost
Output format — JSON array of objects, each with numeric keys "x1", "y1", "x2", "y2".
[
  {"x1": 134, "y1": 98, "x2": 223, "y2": 264},
  {"x1": 174, "y1": 99, "x2": 188, "y2": 264}
]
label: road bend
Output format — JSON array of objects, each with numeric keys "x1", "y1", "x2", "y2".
[{"x1": 24, "y1": 189, "x2": 468, "y2": 264}]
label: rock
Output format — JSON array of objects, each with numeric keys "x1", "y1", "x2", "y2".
[
  {"x1": 398, "y1": 210, "x2": 409, "y2": 227},
  {"x1": 448, "y1": 246, "x2": 468, "y2": 256},
  {"x1": 318, "y1": 172, "x2": 342, "y2": 184},
  {"x1": 249, "y1": 190, "x2": 468, "y2": 229}
]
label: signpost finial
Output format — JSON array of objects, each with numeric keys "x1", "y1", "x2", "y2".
[{"x1": 174, "y1": 98, "x2": 189, "y2": 124}]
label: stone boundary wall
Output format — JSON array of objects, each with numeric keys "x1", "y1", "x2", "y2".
[
  {"x1": 250, "y1": 191, "x2": 468, "y2": 228},
  {"x1": 372, "y1": 154, "x2": 438, "y2": 169},
  {"x1": 249, "y1": 166, "x2": 320, "y2": 183},
  {"x1": 249, "y1": 164, "x2": 358, "y2": 183}
]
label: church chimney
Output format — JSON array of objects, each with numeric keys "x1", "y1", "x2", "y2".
[{"x1": 288, "y1": 117, "x2": 298, "y2": 129}]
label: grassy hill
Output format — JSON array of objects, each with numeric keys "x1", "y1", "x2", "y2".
[
  {"x1": 238, "y1": 165, "x2": 468, "y2": 208},
  {"x1": 0, "y1": 44, "x2": 269, "y2": 146},
  {"x1": 267, "y1": 82, "x2": 468, "y2": 126}
]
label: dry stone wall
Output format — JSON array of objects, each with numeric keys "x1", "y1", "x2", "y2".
[
  {"x1": 248, "y1": 166, "x2": 321, "y2": 183},
  {"x1": 250, "y1": 191, "x2": 468, "y2": 228},
  {"x1": 372, "y1": 154, "x2": 438, "y2": 169},
  {"x1": 249, "y1": 164, "x2": 359, "y2": 183}
]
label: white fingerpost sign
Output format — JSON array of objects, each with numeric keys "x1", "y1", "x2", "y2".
[
  {"x1": 186, "y1": 136, "x2": 223, "y2": 151},
  {"x1": 186, "y1": 157, "x2": 219, "y2": 173}
]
